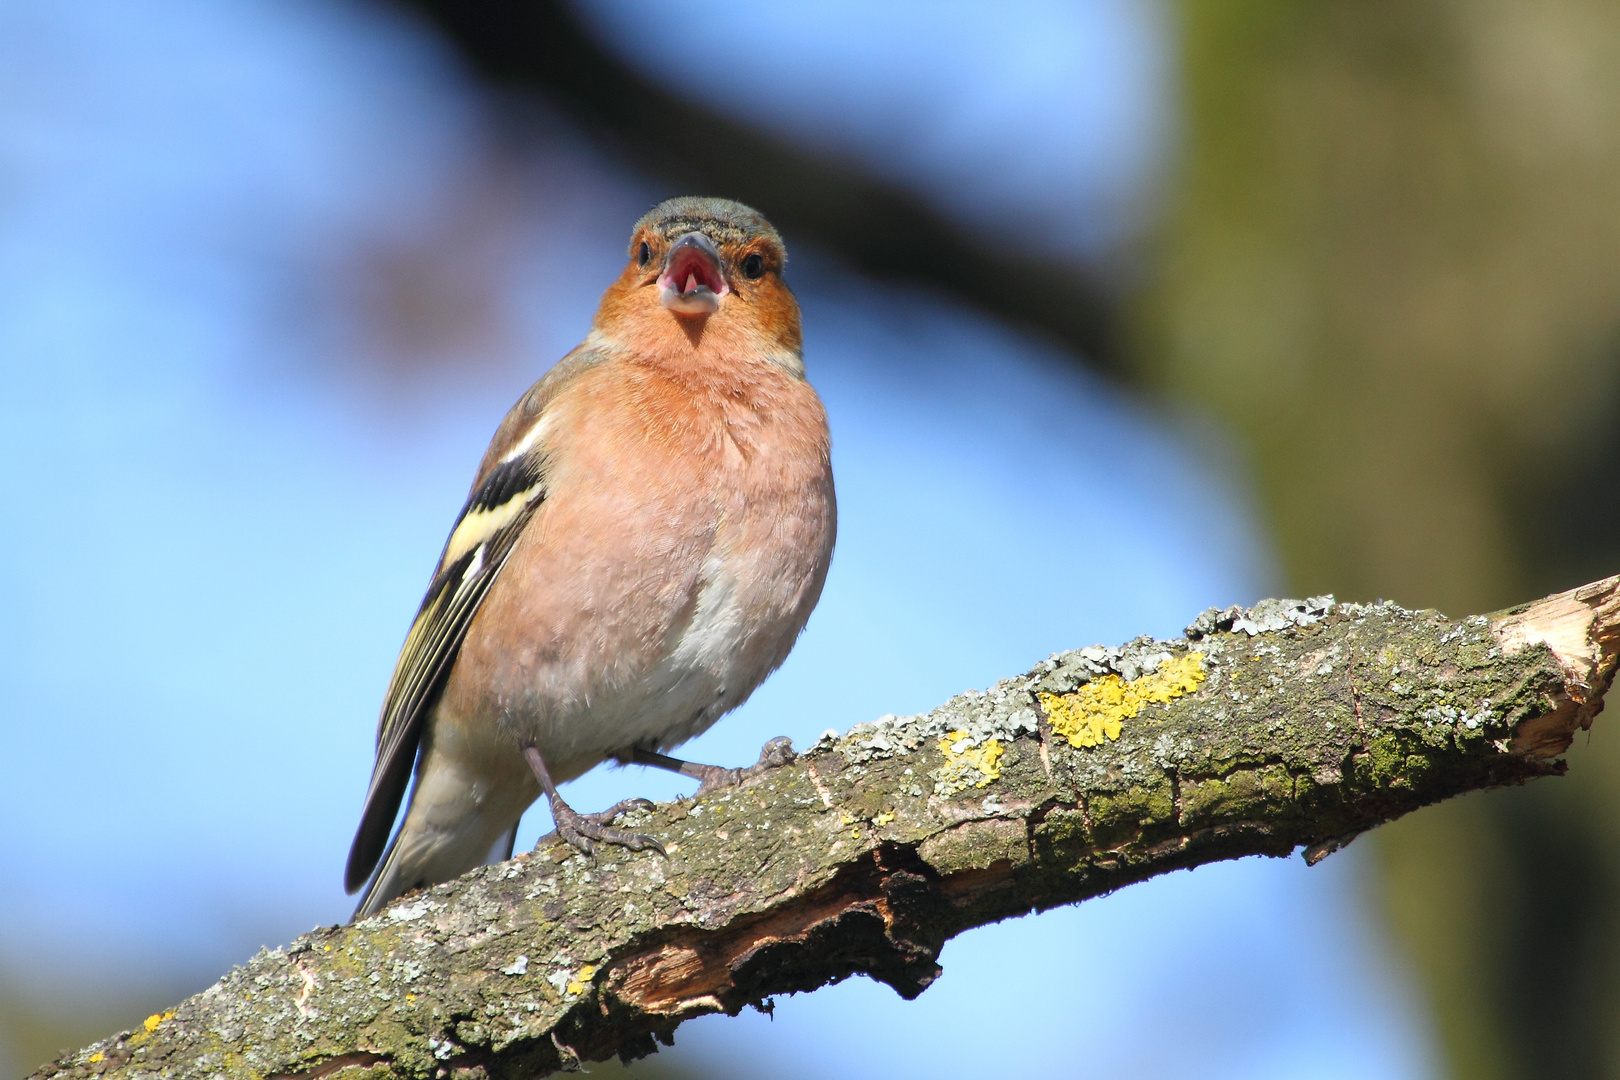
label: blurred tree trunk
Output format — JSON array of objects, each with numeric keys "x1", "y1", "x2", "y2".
[
  {"x1": 1140, "y1": 3, "x2": 1620, "y2": 1076},
  {"x1": 391, "y1": 0, "x2": 1123, "y2": 371}
]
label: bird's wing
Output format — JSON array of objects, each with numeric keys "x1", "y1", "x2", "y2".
[
  {"x1": 343, "y1": 446, "x2": 549, "y2": 893},
  {"x1": 344, "y1": 344, "x2": 612, "y2": 896}
]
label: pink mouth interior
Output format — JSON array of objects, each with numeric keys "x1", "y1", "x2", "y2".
[{"x1": 662, "y1": 245, "x2": 726, "y2": 295}]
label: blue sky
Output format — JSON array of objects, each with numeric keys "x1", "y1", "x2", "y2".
[
  {"x1": 0, "y1": 2, "x2": 1433, "y2": 1076},
  {"x1": 572, "y1": 0, "x2": 1173, "y2": 260}
]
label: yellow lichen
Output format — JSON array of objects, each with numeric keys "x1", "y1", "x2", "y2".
[
  {"x1": 935, "y1": 730, "x2": 1005, "y2": 795},
  {"x1": 565, "y1": 964, "x2": 597, "y2": 996},
  {"x1": 873, "y1": 811, "x2": 895, "y2": 826},
  {"x1": 1040, "y1": 652, "x2": 1207, "y2": 749},
  {"x1": 88, "y1": 1054, "x2": 104, "y2": 1064}
]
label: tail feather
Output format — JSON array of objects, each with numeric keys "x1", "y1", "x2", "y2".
[
  {"x1": 352, "y1": 829, "x2": 419, "y2": 920},
  {"x1": 350, "y1": 752, "x2": 528, "y2": 920},
  {"x1": 488, "y1": 821, "x2": 519, "y2": 865},
  {"x1": 353, "y1": 817, "x2": 522, "y2": 920},
  {"x1": 345, "y1": 759, "x2": 413, "y2": 896}
]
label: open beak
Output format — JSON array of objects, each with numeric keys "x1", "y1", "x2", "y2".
[{"x1": 658, "y1": 232, "x2": 729, "y2": 315}]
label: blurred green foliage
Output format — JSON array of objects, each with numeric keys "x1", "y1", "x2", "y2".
[
  {"x1": 0, "y1": 972, "x2": 183, "y2": 1080},
  {"x1": 1143, "y1": 2, "x2": 1620, "y2": 1076}
]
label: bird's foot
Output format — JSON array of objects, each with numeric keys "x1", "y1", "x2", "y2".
[
  {"x1": 524, "y1": 745, "x2": 664, "y2": 857},
  {"x1": 620, "y1": 737, "x2": 798, "y2": 796},
  {"x1": 690, "y1": 736, "x2": 798, "y2": 796},
  {"x1": 541, "y1": 797, "x2": 664, "y2": 858}
]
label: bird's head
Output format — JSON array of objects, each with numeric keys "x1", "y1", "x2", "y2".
[{"x1": 594, "y1": 196, "x2": 801, "y2": 364}]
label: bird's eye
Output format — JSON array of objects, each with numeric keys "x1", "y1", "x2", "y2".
[
  {"x1": 741, "y1": 253, "x2": 765, "y2": 279},
  {"x1": 637, "y1": 241, "x2": 651, "y2": 267}
]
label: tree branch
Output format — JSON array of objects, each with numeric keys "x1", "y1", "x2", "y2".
[{"x1": 36, "y1": 576, "x2": 1620, "y2": 1080}]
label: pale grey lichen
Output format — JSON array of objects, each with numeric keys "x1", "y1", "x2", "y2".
[
  {"x1": 1185, "y1": 596, "x2": 1336, "y2": 639},
  {"x1": 813, "y1": 674, "x2": 1043, "y2": 767},
  {"x1": 34, "y1": 584, "x2": 1597, "y2": 1080}
]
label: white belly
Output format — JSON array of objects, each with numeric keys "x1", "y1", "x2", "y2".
[{"x1": 524, "y1": 549, "x2": 774, "y2": 779}]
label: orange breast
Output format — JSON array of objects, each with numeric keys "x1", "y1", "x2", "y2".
[{"x1": 438, "y1": 345, "x2": 835, "y2": 771}]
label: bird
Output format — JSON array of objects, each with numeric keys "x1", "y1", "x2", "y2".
[{"x1": 345, "y1": 196, "x2": 836, "y2": 919}]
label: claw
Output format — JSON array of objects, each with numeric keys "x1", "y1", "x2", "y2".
[
  {"x1": 555, "y1": 803, "x2": 665, "y2": 856},
  {"x1": 538, "y1": 799, "x2": 664, "y2": 857},
  {"x1": 755, "y1": 736, "x2": 797, "y2": 769},
  {"x1": 524, "y1": 745, "x2": 665, "y2": 857},
  {"x1": 589, "y1": 797, "x2": 657, "y2": 820},
  {"x1": 691, "y1": 736, "x2": 798, "y2": 796}
]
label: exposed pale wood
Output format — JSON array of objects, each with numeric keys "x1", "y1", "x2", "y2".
[
  {"x1": 34, "y1": 578, "x2": 1620, "y2": 1080},
  {"x1": 1493, "y1": 574, "x2": 1620, "y2": 757}
]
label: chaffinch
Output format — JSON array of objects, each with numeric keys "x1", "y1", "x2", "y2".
[{"x1": 346, "y1": 197, "x2": 836, "y2": 919}]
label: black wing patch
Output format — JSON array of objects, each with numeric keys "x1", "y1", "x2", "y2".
[{"x1": 344, "y1": 449, "x2": 548, "y2": 893}]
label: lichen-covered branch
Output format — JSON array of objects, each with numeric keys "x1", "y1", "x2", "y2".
[{"x1": 36, "y1": 577, "x2": 1620, "y2": 1080}]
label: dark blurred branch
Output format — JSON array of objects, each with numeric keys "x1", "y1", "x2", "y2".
[
  {"x1": 392, "y1": 0, "x2": 1124, "y2": 371},
  {"x1": 34, "y1": 576, "x2": 1620, "y2": 1079}
]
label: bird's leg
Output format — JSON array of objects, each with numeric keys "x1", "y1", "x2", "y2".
[
  {"x1": 627, "y1": 736, "x2": 797, "y2": 797},
  {"x1": 523, "y1": 746, "x2": 663, "y2": 856}
]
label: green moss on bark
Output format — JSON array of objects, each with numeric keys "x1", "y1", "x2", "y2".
[{"x1": 33, "y1": 593, "x2": 1608, "y2": 1080}]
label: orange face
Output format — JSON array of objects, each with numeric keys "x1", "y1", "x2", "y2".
[{"x1": 592, "y1": 199, "x2": 802, "y2": 362}]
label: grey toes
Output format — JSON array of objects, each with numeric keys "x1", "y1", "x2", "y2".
[
  {"x1": 692, "y1": 737, "x2": 797, "y2": 796},
  {"x1": 754, "y1": 736, "x2": 797, "y2": 770},
  {"x1": 541, "y1": 799, "x2": 665, "y2": 858}
]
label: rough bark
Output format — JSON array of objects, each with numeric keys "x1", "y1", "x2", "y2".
[{"x1": 34, "y1": 576, "x2": 1620, "y2": 1080}]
